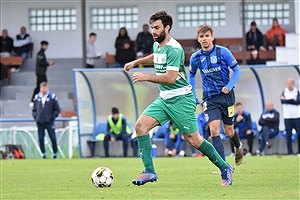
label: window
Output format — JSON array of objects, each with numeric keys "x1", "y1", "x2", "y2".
[
  {"x1": 30, "y1": 8, "x2": 77, "y2": 31},
  {"x1": 177, "y1": 4, "x2": 226, "y2": 28},
  {"x1": 91, "y1": 6, "x2": 138, "y2": 30},
  {"x1": 242, "y1": 2, "x2": 290, "y2": 26}
]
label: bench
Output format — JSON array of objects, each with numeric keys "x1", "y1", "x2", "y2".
[
  {"x1": 0, "y1": 57, "x2": 23, "y2": 85},
  {"x1": 0, "y1": 56, "x2": 23, "y2": 66}
]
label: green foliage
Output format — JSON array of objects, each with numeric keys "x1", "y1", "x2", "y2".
[{"x1": 2, "y1": 156, "x2": 299, "y2": 199}]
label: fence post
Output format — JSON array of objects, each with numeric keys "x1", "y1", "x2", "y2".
[{"x1": 68, "y1": 122, "x2": 73, "y2": 158}]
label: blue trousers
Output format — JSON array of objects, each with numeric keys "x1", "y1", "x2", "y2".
[
  {"x1": 37, "y1": 122, "x2": 57, "y2": 154},
  {"x1": 259, "y1": 126, "x2": 278, "y2": 152},
  {"x1": 284, "y1": 118, "x2": 300, "y2": 154},
  {"x1": 104, "y1": 132, "x2": 129, "y2": 157}
]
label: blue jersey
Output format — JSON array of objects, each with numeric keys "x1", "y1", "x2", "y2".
[{"x1": 189, "y1": 45, "x2": 238, "y2": 100}]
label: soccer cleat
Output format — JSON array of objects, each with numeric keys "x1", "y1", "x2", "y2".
[
  {"x1": 266, "y1": 141, "x2": 272, "y2": 149},
  {"x1": 132, "y1": 171, "x2": 158, "y2": 186},
  {"x1": 256, "y1": 149, "x2": 262, "y2": 156},
  {"x1": 221, "y1": 164, "x2": 234, "y2": 186},
  {"x1": 234, "y1": 142, "x2": 243, "y2": 165}
]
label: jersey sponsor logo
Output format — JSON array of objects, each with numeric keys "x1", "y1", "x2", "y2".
[
  {"x1": 210, "y1": 55, "x2": 217, "y2": 64},
  {"x1": 154, "y1": 53, "x2": 167, "y2": 64},
  {"x1": 201, "y1": 66, "x2": 221, "y2": 74},
  {"x1": 232, "y1": 59, "x2": 237, "y2": 64}
]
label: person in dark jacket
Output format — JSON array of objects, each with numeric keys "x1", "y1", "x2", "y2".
[
  {"x1": 256, "y1": 101, "x2": 280, "y2": 156},
  {"x1": 113, "y1": 27, "x2": 136, "y2": 68},
  {"x1": 32, "y1": 82, "x2": 60, "y2": 159},
  {"x1": 246, "y1": 21, "x2": 263, "y2": 60},
  {"x1": 136, "y1": 24, "x2": 154, "y2": 54},
  {"x1": 104, "y1": 107, "x2": 131, "y2": 157},
  {"x1": 0, "y1": 29, "x2": 14, "y2": 57},
  {"x1": 30, "y1": 40, "x2": 54, "y2": 106},
  {"x1": 232, "y1": 102, "x2": 254, "y2": 155},
  {"x1": 11, "y1": 26, "x2": 31, "y2": 72}
]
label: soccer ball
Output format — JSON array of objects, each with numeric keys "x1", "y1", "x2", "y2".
[{"x1": 91, "y1": 166, "x2": 114, "y2": 188}]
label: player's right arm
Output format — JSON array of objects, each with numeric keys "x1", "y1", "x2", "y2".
[
  {"x1": 188, "y1": 54, "x2": 200, "y2": 104},
  {"x1": 124, "y1": 54, "x2": 154, "y2": 72}
]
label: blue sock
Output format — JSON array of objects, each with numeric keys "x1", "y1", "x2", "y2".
[{"x1": 212, "y1": 136, "x2": 226, "y2": 161}]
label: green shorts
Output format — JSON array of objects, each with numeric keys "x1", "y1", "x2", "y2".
[{"x1": 143, "y1": 93, "x2": 198, "y2": 134}]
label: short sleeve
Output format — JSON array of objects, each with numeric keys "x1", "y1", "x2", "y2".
[{"x1": 166, "y1": 48, "x2": 181, "y2": 71}]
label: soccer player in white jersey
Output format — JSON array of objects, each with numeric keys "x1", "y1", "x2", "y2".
[{"x1": 124, "y1": 11, "x2": 234, "y2": 186}]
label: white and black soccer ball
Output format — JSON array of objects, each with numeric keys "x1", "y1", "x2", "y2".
[{"x1": 91, "y1": 166, "x2": 114, "y2": 188}]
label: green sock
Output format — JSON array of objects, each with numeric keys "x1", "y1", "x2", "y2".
[
  {"x1": 137, "y1": 134, "x2": 155, "y2": 172},
  {"x1": 197, "y1": 139, "x2": 229, "y2": 170}
]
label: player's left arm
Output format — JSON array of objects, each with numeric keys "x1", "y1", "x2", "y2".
[{"x1": 222, "y1": 49, "x2": 241, "y2": 93}]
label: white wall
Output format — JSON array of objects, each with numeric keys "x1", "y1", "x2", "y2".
[{"x1": 1, "y1": 0, "x2": 296, "y2": 59}]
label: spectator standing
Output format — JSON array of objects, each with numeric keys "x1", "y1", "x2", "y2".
[
  {"x1": 86, "y1": 32, "x2": 101, "y2": 68},
  {"x1": 264, "y1": 18, "x2": 287, "y2": 50},
  {"x1": 246, "y1": 21, "x2": 263, "y2": 60},
  {"x1": 136, "y1": 24, "x2": 154, "y2": 55},
  {"x1": 0, "y1": 29, "x2": 14, "y2": 57},
  {"x1": 280, "y1": 78, "x2": 300, "y2": 155},
  {"x1": 104, "y1": 107, "x2": 131, "y2": 157},
  {"x1": 232, "y1": 102, "x2": 254, "y2": 156},
  {"x1": 32, "y1": 82, "x2": 60, "y2": 159},
  {"x1": 12, "y1": 26, "x2": 31, "y2": 72},
  {"x1": 30, "y1": 41, "x2": 54, "y2": 107},
  {"x1": 256, "y1": 102, "x2": 280, "y2": 156},
  {"x1": 113, "y1": 27, "x2": 136, "y2": 68}
]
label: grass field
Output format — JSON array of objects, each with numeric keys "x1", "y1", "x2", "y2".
[{"x1": 1, "y1": 156, "x2": 299, "y2": 199}]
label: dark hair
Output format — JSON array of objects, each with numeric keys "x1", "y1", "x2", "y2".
[
  {"x1": 112, "y1": 107, "x2": 119, "y2": 114},
  {"x1": 235, "y1": 102, "x2": 243, "y2": 107},
  {"x1": 250, "y1": 21, "x2": 256, "y2": 26},
  {"x1": 89, "y1": 32, "x2": 97, "y2": 37},
  {"x1": 149, "y1": 11, "x2": 173, "y2": 31},
  {"x1": 118, "y1": 27, "x2": 128, "y2": 37},
  {"x1": 41, "y1": 40, "x2": 49, "y2": 45},
  {"x1": 273, "y1": 18, "x2": 278, "y2": 23}
]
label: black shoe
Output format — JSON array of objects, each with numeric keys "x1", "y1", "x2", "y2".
[{"x1": 266, "y1": 141, "x2": 272, "y2": 149}]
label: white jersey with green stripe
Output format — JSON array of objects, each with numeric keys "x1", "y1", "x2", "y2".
[{"x1": 153, "y1": 38, "x2": 191, "y2": 100}]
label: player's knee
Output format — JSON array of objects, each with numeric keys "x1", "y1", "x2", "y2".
[
  {"x1": 134, "y1": 122, "x2": 147, "y2": 136},
  {"x1": 210, "y1": 126, "x2": 220, "y2": 136}
]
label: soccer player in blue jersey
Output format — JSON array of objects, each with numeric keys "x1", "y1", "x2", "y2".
[
  {"x1": 125, "y1": 11, "x2": 234, "y2": 187},
  {"x1": 189, "y1": 24, "x2": 243, "y2": 165}
]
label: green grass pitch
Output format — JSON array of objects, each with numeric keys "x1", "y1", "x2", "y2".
[{"x1": 1, "y1": 156, "x2": 299, "y2": 199}]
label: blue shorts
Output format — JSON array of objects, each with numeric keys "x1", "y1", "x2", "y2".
[{"x1": 203, "y1": 90, "x2": 235, "y2": 125}]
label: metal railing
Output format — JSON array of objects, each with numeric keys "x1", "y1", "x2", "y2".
[{"x1": 0, "y1": 118, "x2": 78, "y2": 158}]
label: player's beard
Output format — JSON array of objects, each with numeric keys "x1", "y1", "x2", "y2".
[{"x1": 153, "y1": 30, "x2": 166, "y2": 43}]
